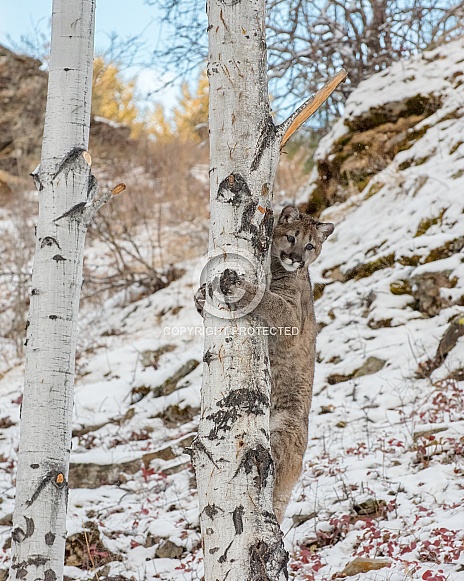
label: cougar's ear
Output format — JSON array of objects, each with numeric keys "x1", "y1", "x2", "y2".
[
  {"x1": 278, "y1": 205, "x2": 300, "y2": 224},
  {"x1": 316, "y1": 222, "x2": 335, "y2": 241}
]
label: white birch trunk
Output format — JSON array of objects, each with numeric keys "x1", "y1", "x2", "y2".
[
  {"x1": 9, "y1": 2, "x2": 97, "y2": 579},
  {"x1": 193, "y1": 1, "x2": 347, "y2": 578},
  {"x1": 192, "y1": 1, "x2": 287, "y2": 579}
]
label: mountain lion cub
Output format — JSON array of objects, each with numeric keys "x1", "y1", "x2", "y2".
[{"x1": 196, "y1": 205, "x2": 334, "y2": 523}]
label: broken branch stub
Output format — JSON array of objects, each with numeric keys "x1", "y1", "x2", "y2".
[
  {"x1": 83, "y1": 182, "x2": 126, "y2": 224},
  {"x1": 112, "y1": 183, "x2": 126, "y2": 196}
]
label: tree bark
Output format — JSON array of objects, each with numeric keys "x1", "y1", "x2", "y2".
[
  {"x1": 192, "y1": 3, "x2": 287, "y2": 578},
  {"x1": 9, "y1": 1, "x2": 97, "y2": 579},
  {"x1": 192, "y1": 1, "x2": 346, "y2": 580}
]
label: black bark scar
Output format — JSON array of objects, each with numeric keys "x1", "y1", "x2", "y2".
[
  {"x1": 239, "y1": 202, "x2": 274, "y2": 255},
  {"x1": 207, "y1": 389, "x2": 269, "y2": 440},
  {"x1": 40, "y1": 236, "x2": 61, "y2": 249},
  {"x1": 86, "y1": 173, "x2": 98, "y2": 199},
  {"x1": 54, "y1": 201, "x2": 87, "y2": 222},
  {"x1": 193, "y1": 437, "x2": 219, "y2": 468},
  {"x1": 12, "y1": 555, "x2": 48, "y2": 578},
  {"x1": 203, "y1": 349, "x2": 215, "y2": 364},
  {"x1": 45, "y1": 532, "x2": 56, "y2": 546},
  {"x1": 203, "y1": 504, "x2": 223, "y2": 519},
  {"x1": 234, "y1": 444, "x2": 273, "y2": 491},
  {"x1": 217, "y1": 173, "x2": 251, "y2": 207},
  {"x1": 52, "y1": 147, "x2": 86, "y2": 180},
  {"x1": 219, "y1": 268, "x2": 240, "y2": 295},
  {"x1": 218, "y1": 539, "x2": 234, "y2": 563},
  {"x1": 30, "y1": 170, "x2": 44, "y2": 191},
  {"x1": 233, "y1": 505, "x2": 244, "y2": 534},
  {"x1": 250, "y1": 116, "x2": 277, "y2": 172},
  {"x1": 25, "y1": 470, "x2": 67, "y2": 507},
  {"x1": 11, "y1": 516, "x2": 34, "y2": 543},
  {"x1": 25, "y1": 474, "x2": 53, "y2": 507},
  {"x1": 249, "y1": 539, "x2": 289, "y2": 581}
]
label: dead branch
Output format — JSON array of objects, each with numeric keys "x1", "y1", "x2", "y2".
[{"x1": 279, "y1": 69, "x2": 347, "y2": 147}]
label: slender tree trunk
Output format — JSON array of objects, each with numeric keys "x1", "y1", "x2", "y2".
[
  {"x1": 193, "y1": 0, "x2": 285, "y2": 577},
  {"x1": 192, "y1": 1, "x2": 346, "y2": 579},
  {"x1": 9, "y1": 2, "x2": 97, "y2": 579}
]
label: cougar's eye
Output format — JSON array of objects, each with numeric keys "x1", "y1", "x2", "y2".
[
  {"x1": 287, "y1": 235, "x2": 296, "y2": 244},
  {"x1": 305, "y1": 243, "x2": 315, "y2": 251}
]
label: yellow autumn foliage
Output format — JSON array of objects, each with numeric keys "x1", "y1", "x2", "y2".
[
  {"x1": 149, "y1": 103, "x2": 175, "y2": 141},
  {"x1": 174, "y1": 71, "x2": 209, "y2": 141},
  {"x1": 90, "y1": 59, "x2": 209, "y2": 142},
  {"x1": 91, "y1": 57, "x2": 142, "y2": 136},
  {"x1": 148, "y1": 71, "x2": 209, "y2": 142}
]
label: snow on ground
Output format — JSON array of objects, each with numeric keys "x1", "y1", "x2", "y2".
[{"x1": 1, "y1": 39, "x2": 464, "y2": 580}]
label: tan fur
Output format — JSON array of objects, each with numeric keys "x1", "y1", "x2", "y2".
[
  {"x1": 195, "y1": 205, "x2": 334, "y2": 523},
  {"x1": 235, "y1": 206, "x2": 334, "y2": 522}
]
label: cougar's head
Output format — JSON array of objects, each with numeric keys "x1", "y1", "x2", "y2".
[{"x1": 272, "y1": 205, "x2": 334, "y2": 272}]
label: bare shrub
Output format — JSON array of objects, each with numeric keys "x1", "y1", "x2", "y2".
[
  {"x1": 84, "y1": 135, "x2": 209, "y2": 304},
  {"x1": 152, "y1": 0, "x2": 464, "y2": 124},
  {"x1": 0, "y1": 193, "x2": 36, "y2": 361}
]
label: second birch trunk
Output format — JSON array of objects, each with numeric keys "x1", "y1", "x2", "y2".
[{"x1": 9, "y1": 1, "x2": 97, "y2": 579}]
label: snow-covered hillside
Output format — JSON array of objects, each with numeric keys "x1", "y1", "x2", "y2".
[{"x1": 1, "y1": 38, "x2": 464, "y2": 580}]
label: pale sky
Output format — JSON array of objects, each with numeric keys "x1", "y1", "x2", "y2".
[
  {"x1": 0, "y1": 0, "x2": 186, "y2": 109},
  {"x1": 0, "y1": 0, "x2": 162, "y2": 53}
]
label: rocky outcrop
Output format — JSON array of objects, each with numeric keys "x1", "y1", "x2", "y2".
[
  {"x1": 305, "y1": 103, "x2": 437, "y2": 214},
  {"x1": 303, "y1": 40, "x2": 464, "y2": 216},
  {"x1": 335, "y1": 557, "x2": 390, "y2": 578},
  {"x1": 68, "y1": 433, "x2": 195, "y2": 488},
  {"x1": 0, "y1": 46, "x2": 46, "y2": 198},
  {"x1": 0, "y1": 44, "x2": 136, "y2": 202}
]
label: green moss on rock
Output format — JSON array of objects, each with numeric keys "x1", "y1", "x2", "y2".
[
  {"x1": 327, "y1": 357, "x2": 386, "y2": 385},
  {"x1": 345, "y1": 253, "x2": 395, "y2": 281},
  {"x1": 313, "y1": 283, "x2": 325, "y2": 301},
  {"x1": 390, "y1": 280, "x2": 412, "y2": 295},
  {"x1": 368, "y1": 318, "x2": 393, "y2": 329},
  {"x1": 304, "y1": 97, "x2": 439, "y2": 215},
  {"x1": 450, "y1": 141, "x2": 463, "y2": 155},
  {"x1": 424, "y1": 237, "x2": 464, "y2": 263},
  {"x1": 365, "y1": 182, "x2": 385, "y2": 199},
  {"x1": 415, "y1": 209, "x2": 445, "y2": 237},
  {"x1": 345, "y1": 94, "x2": 441, "y2": 132},
  {"x1": 398, "y1": 255, "x2": 421, "y2": 267}
]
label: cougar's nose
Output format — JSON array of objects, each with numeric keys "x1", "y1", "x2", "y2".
[{"x1": 289, "y1": 253, "x2": 301, "y2": 263}]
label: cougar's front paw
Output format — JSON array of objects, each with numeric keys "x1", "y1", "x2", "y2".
[
  {"x1": 219, "y1": 268, "x2": 243, "y2": 297},
  {"x1": 194, "y1": 283, "x2": 207, "y2": 316},
  {"x1": 219, "y1": 269, "x2": 258, "y2": 312}
]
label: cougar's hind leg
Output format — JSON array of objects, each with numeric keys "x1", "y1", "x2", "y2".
[{"x1": 271, "y1": 426, "x2": 306, "y2": 524}]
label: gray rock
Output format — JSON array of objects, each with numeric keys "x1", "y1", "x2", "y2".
[
  {"x1": 353, "y1": 356, "x2": 386, "y2": 378},
  {"x1": 155, "y1": 539, "x2": 184, "y2": 559}
]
